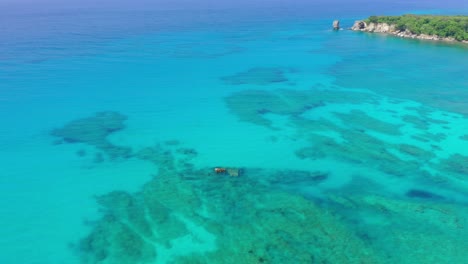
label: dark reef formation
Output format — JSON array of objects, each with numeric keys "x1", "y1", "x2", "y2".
[
  {"x1": 52, "y1": 107, "x2": 468, "y2": 263},
  {"x1": 78, "y1": 156, "x2": 382, "y2": 263},
  {"x1": 224, "y1": 88, "x2": 373, "y2": 128},
  {"x1": 326, "y1": 193, "x2": 468, "y2": 264},
  {"x1": 406, "y1": 189, "x2": 444, "y2": 200},
  {"x1": 51, "y1": 111, "x2": 132, "y2": 159},
  {"x1": 221, "y1": 67, "x2": 293, "y2": 86},
  {"x1": 436, "y1": 154, "x2": 468, "y2": 178},
  {"x1": 74, "y1": 141, "x2": 468, "y2": 264},
  {"x1": 397, "y1": 144, "x2": 434, "y2": 158},
  {"x1": 322, "y1": 35, "x2": 468, "y2": 116},
  {"x1": 224, "y1": 87, "x2": 468, "y2": 197},
  {"x1": 333, "y1": 110, "x2": 402, "y2": 136}
]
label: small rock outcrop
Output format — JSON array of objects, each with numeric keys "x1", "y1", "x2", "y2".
[
  {"x1": 351, "y1": 20, "x2": 367, "y2": 30},
  {"x1": 333, "y1": 20, "x2": 340, "y2": 30}
]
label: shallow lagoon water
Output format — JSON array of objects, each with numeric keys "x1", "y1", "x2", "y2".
[{"x1": 0, "y1": 1, "x2": 468, "y2": 263}]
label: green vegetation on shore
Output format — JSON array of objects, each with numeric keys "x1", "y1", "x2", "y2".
[{"x1": 365, "y1": 15, "x2": 468, "y2": 41}]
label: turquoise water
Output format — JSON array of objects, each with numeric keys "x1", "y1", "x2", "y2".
[{"x1": 1, "y1": 1, "x2": 468, "y2": 263}]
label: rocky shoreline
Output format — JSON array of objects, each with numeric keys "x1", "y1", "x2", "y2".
[{"x1": 350, "y1": 21, "x2": 468, "y2": 44}]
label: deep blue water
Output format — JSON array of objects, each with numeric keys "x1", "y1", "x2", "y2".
[{"x1": 1, "y1": 1, "x2": 467, "y2": 263}]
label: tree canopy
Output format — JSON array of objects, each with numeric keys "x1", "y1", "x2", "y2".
[{"x1": 364, "y1": 15, "x2": 468, "y2": 41}]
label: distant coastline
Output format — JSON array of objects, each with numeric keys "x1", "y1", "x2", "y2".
[{"x1": 351, "y1": 15, "x2": 468, "y2": 44}]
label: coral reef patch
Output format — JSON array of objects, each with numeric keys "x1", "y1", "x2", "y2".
[
  {"x1": 397, "y1": 144, "x2": 434, "y2": 160},
  {"x1": 225, "y1": 87, "x2": 468, "y2": 192},
  {"x1": 51, "y1": 112, "x2": 132, "y2": 159},
  {"x1": 325, "y1": 42, "x2": 468, "y2": 116},
  {"x1": 435, "y1": 154, "x2": 468, "y2": 178},
  {"x1": 402, "y1": 114, "x2": 430, "y2": 130},
  {"x1": 51, "y1": 106, "x2": 468, "y2": 264},
  {"x1": 406, "y1": 189, "x2": 444, "y2": 200},
  {"x1": 224, "y1": 88, "x2": 374, "y2": 128},
  {"x1": 77, "y1": 158, "x2": 381, "y2": 263},
  {"x1": 333, "y1": 110, "x2": 402, "y2": 135},
  {"x1": 51, "y1": 105, "x2": 468, "y2": 264},
  {"x1": 221, "y1": 67, "x2": 292, "y2": 86},
  {"x1": 326, "y1": 193, "x2": 468, "y2": 263},
  {"x1": 76, "y1": 142, "x2": 468, "y2": 264}
]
